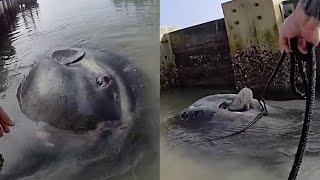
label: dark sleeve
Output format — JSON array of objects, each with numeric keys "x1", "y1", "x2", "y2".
[{"x1": 300, "y1": 0, "x2": 320, "y2": 19}]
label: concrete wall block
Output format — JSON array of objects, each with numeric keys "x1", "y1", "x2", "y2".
[
  {"x1": 222, "y1": 0, "x2": 285, "y2": 55},
  {"x1": 167, "y1": 19, "x2": 235, "y2": 89},
  {"x1": 160, "y1": 33, "x2": 178, "y2": 90},
  {"x1": 160, "y1": 26, "x2": 177, "y2": 40}
]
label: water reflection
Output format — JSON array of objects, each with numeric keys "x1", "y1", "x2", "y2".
[
  {"x1": 112, "y1": 0, "x2": 159, "y2": 27},
  {"x1": 112, "y1": 0, "x2": 156, "y2": 8},
  {"x1": 0, "y1": 1, "x2": 41, "y2": 95},
  {"x1": 0, "y1": 5, "x2": 19, "y2": 94},
  {"x1": 0, "y1": 6, "x2": 18, "y2": 33},
  {"x1": 0, "y1": 35, "x2": 14, "y2": 94},
  {"x1": 0, "y1": 0, "x2": 159, "y2": 179},
  {"x1": 14, "y1": 2, "x2": 40, "y2": 35}
]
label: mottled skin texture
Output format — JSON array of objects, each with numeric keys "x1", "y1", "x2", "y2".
[
  {"x1": 0, "y1": 49, "x2": 157, "y2": 180},
  {"x1": 175, "y1": 92, "x2": 268, "y2": 124},
  {"x1": 162, "y1": 91, "x2": 320, "y2": 176},
  {"x1": 17, "y1": 49, "x2": 133, "y2": 131}
]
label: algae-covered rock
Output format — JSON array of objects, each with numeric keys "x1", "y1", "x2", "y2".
[{"x1": 231, "y1": 45, "x2": 303, "y2": 100}]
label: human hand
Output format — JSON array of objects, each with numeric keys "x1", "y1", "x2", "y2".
[
  {"x1": 0, "y1": 106, "x2": 14, "y2": 137},
  {"x1": 279, "y1": 3, "x2": 320, "y2": 54}
]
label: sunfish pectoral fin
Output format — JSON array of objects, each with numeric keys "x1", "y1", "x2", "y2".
[{"x1": 52, "y1": 49, "x2": 85, "y2": 65}]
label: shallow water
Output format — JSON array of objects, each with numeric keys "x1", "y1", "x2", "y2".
[
  {"x1": 0, "y1": 0, "x2": 159, "y2": 179},
  {"x1": 160, "y1": 87, "x2": 320, "y2": 180}
]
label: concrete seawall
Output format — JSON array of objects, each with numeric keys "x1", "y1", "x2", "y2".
[
  {"x1": 160, "y1": 19, "x2": 235, "y2": 92},
  {"x1": 160, "y1": 0, "x2": 316, "y2": 100},
  {"x1": 159, "y1": 19, "x2": 304, "y2": 100}
]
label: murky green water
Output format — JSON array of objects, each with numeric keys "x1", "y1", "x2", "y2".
[
  {"x1": 160, "y1": 87, "x2": 320, "y2": 180},
  {"x1": 0, "y1": 0, "x2": 159, "y2": 179},
  {"x1": 3, "y1": 0, "x2": 320, "y2": 179}
]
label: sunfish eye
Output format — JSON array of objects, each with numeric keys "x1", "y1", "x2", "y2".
[
  {"x1": 114, "y1": 93, "x2": 119, "y2": 101},
  {"x1": 180, "y1": 111, "x2": 189, "y2": 120},
  {"x1": 96, "y1": 75, "x2": 111, "y2": 87}
]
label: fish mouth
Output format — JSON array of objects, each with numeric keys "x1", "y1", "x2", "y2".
[
  {"x1": 52, "y1": 119, "x2": 128, "y2": 135},
  {"x1": 16, "y1": 74, "x2": 28, "y2": 111},
  {"x1": 57, "y1": 110, "x2": 126, "y2": 132}
]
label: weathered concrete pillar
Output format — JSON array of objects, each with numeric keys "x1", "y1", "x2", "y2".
[
  {"x1": 160, "y1": 27, "x2": 179, "y2": 90},
  {"x1": 222, "y1": 0, "x2": 300, "y2": 99}
]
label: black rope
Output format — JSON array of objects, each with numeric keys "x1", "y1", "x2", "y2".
[
  {"x1": 290, "y1": 51, "x2": 307, "y2": 99},
  {"x1": 206, "y1": 39, "x2": 317, "y2": 180},
  {"x1": 288, "y1": 40, "x2": 316, "y2": 180},
  {"x1": 260, "y1": 51, "x2": 288, "y2": 99}
]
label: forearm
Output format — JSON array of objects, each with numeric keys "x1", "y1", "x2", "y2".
[
  {"x1": 289, "y1": 1, "x2": 320, "y2": 30},
  {"x1": 300, "y1": 0, "x2": 320, "y2": 19}
]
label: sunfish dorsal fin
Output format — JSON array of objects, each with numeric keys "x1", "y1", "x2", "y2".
[
  {"x1": 52, "y1": 49, "x2": 85, "y2": 65},
  {"x1": 228, "y1": 88, "x2": 253, "y2": 112}
]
